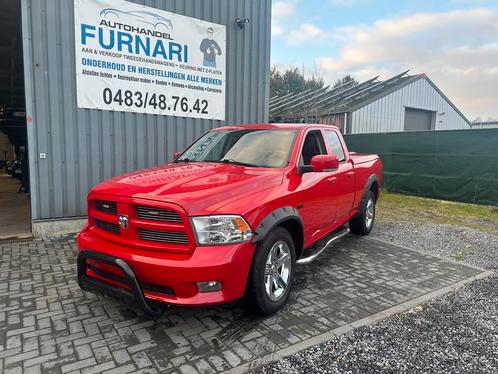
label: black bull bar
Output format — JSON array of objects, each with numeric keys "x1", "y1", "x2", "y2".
[{"x1": 77, "y1": 250, "x2": 165, "y2": 316}]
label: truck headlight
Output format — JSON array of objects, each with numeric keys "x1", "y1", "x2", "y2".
[{"x1": 191, "y1": 215, "x2": 252, "y2": 245}]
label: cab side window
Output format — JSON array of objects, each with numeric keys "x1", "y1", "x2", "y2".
[
  {"x1": 324, "y1": 131, "x2": 346, "y2": 162},
  {"x1": 300, "y1": 130, "x2": 327, "y2": 166}
]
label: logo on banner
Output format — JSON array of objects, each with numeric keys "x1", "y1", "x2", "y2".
[{"x1": 100, "y1": 8, "x2": 174, "y2": 30}]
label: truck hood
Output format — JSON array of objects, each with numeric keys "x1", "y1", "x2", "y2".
[{"x1": 90, "y1": 162, "x2": 284, "y2": 215}]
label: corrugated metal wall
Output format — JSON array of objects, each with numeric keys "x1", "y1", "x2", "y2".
[
  {"x1": 21, "y1": 0, "x2": 271, "y2": 220},
  {"x1": 350, "y1": 78, "x2": 469, "y2": 134}
]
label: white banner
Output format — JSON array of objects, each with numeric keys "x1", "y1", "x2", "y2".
[{"x1": 74, "y1": 0, "x2": 226, "y2": 120}]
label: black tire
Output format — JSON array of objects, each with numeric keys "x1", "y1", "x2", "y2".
[
  {"x1": 245, "y1": 227, "x2": 296, "y2": 315},
  {"x1": 349, "y1": 190, "x2": 376, "y2": 235}
]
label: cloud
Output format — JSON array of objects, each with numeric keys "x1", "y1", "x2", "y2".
[
  {"x1": 316, "y1": 8, "x2": 498, "y2": 119},
  {"x1": 273, "y1": 1, "x2": 296, "y2": 17},
  {"x1": 272, "y1": 1, "x2": 297, "y2": 37},
  {"x1": 272, "y1": 1, "x2": 327, "y2": 45},
  {"x1": 287, "y1": 23, "x2": 328, "y2": 45}
]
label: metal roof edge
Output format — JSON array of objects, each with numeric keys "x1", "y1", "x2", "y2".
[
  {"x1": 346, "y1": 73, "x2": 419, "y2": 113},
  {"x1": 348, "y1": 74, "x2": 471, "y2": 126},
  {"x1": 421, "y1": 75, "x2": 471, "y2": 126}
]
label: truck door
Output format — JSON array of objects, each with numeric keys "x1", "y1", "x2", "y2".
[
  {"x1": 323, "y1": 130, "x2": 356, "y2": 222},
  {"x1": 298, "y1": 130, "x2": 337, "y2": 243}
]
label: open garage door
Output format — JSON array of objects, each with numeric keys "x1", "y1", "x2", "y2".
[
  {"x1": 404, "y1": 107, "x2": 434, "y2": 132},
  {"x1": 0, "y1": 0, "x2": 31, "y2": 239}
]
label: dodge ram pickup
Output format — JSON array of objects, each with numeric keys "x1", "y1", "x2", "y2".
[{"x1": 77, "y1": 124, "x2": 383, "y2": 315}]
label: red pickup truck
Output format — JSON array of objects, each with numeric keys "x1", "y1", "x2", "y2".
[{"x1": 77, "y1": 124, "x2": 382, "y2": 315}]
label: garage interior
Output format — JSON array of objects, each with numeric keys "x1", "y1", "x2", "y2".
[{"x1": 0, "y1": 0, "x2": 31, "y2": 239}]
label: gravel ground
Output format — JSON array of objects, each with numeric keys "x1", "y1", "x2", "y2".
[
  {"x1": 255, "y1": 222, "x2": 498, "y2": 374},
  {"x1": 372, "y1": 221, "x2": 498, "y2": 271}
]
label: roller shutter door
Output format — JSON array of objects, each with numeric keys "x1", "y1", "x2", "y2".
[{"x1": 404, "y1": 108, "x2": 432, "y2": 131}]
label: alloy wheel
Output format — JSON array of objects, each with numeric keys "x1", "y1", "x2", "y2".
[
  {"x1": 264, "y1": 240, "x2": 291, "y2": 301},
  {"x1": 365, "y1": 197, "x2": 375, "y2": 229}
]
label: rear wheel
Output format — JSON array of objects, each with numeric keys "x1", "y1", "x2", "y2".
[
  {"x1": 349, "y1": 190, "x2": 376, "y2": 235},
  {"x1": 246, "y1": 227, "x2": 295, "y2": 315}
]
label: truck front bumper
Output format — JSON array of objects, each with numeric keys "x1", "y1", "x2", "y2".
[{"x1": 77, "y1": 226, "x2": 256, "y2": 313}]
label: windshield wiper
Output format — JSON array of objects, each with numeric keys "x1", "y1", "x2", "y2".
[{"x1": 220, "y1": 159, "x2": 259, "y2": 167}]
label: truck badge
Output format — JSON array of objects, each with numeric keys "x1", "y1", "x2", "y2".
[{"x1": 118, "y1": 215, "x2": 129, "y2": 230}]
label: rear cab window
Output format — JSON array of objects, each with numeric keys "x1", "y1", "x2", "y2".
[{"x1": 324, "y1": 130, "x2": 346, "y2": 162}]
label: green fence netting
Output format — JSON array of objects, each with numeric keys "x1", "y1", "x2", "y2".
[{"x1": 344, "y1": 129, "x2": 498, "y2": 206}]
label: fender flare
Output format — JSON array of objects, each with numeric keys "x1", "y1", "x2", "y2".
[
  {"x1": 359, "y1": 174, "x2": 380, "y2": 211},
  {"x1": 251, "y1": 206, "x2": 304, "y2": 244}
]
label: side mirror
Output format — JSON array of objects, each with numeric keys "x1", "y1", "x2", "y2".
[
  {"x1": 173, "y1": 151, "x2": 181, "y2": 161},
  {"x1": 311, "y1": 155, "x2": 339, "y2": 172}
]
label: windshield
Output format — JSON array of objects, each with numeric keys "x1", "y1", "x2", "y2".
[{"x1": 176, "y1": 129, "x2": 297, "y2": 168}]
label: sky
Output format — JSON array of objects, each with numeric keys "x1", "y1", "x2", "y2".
[{"x1": 271, "y1": 0, "x2": 498, "y2": 121}]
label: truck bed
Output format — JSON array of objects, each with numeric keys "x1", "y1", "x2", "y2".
[{"x1": 349, "y1": 152, "x2": 380, "y2": 165}]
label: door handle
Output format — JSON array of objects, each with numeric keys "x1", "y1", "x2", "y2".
[
  {"x1": 326, "y1": 177, "x2": 337, "y2": 184},
  {"x1": 346, "y1": 171, "x2": 355, "y2": 178}
]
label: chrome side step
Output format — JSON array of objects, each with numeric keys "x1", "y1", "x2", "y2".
[{"x1": 296, "y1": 228, "x2": 350, "y2": 265}]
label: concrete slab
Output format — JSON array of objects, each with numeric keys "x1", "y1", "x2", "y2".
[
  {"x1": 0, "y1": 234, "x2": 488, "y2": 373},
  {"x1": 32, "y1": 217, "x2": 86, "y2": 239}
]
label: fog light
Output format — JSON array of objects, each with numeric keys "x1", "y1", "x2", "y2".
[{"x1": 197, "y1": 281, "x2": 221, "y2": 293}]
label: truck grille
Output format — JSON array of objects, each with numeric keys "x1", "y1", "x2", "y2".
[
  {"x1": 89, "y1": 197, "x2": 193, "y2": 251},
  {"x1": 139, "y1": 229, "x2": 189, "y2": 244},
  {"x1": 94, "y1": 200, "x2": 117, "y2": 215},
  {"x1": 136, "y1": 206, "x2": 182, "y2": 222},
  {"x1": 95, "y1": 219, "x2": 120, "y2": 235}
]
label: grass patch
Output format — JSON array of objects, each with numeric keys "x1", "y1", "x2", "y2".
[{"x1": 377, "y1": 192, "x2": 498, "y2": 232}]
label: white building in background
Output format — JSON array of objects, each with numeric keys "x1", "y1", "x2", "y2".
[
  {"x1": 270, "y1": 71, "x2": 471, "y2": 134},
  {"x1": 471, "y1": 120, "x2": 498, "y2": 129}
]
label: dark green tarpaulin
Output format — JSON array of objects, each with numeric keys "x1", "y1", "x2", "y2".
[{"x1": 344, "y1": 129, "x2": 498, "y2": 206}]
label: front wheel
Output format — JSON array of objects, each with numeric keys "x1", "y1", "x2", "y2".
[
  {"x1": 245, "y1": 227, "x2": 295, "y2": 315},
  {"x1": 349, "y1": 190, "x2": 376, "y2": 235}
]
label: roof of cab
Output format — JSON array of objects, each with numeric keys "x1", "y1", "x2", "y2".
[{"x1": 213, "y1": 123, "x2": 338, "y2": 131}]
